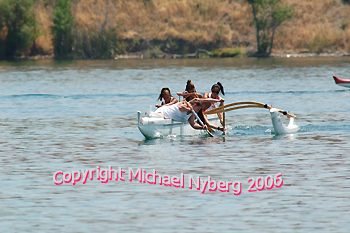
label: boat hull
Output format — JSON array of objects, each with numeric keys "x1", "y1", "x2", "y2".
[
  {"x1": 137, "y1": 111, "x2": 220, "y2": 139},
  {"x1": 333, "y1": 75, "x2": 350, "y2": 88},
  {"x1": 138, "y1": 107, "x2": 299, "y2": 139}
]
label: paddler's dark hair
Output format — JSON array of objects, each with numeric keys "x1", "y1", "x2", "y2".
[
  {"x1": 158, "y1": 87, "x2": 172, "y2": 101},
  {"x1": 211, "y1": 82, "x2": 225, "y2": 95},
  {"x1": 185, "y1": 79, "x2": 195, "y2": 91}
]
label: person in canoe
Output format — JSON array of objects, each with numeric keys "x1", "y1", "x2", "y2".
[
  {"x1": 155, "y1": 98, "x2": 224, "y2": 131},
  {"x1": 176, "y1": 79, "x2": 203, "y2": 101},
  {"x1": 155, "y1": 87, "x2": 178, "y2": 108},
  {"x1": 203, "y1": 82, "x2": 225, "y2": 125}
]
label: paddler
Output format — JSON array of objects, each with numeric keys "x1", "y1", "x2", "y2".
[
  {"x1": 176, "y1": 79, "x2": 203, "y2": 101},
  {"x1": 203, "y1": 82, "x2": 225, "y2": 126},
  {"x1": 155, "y1": 98, "x2": 224, "y2": 132},
  {"x1": 155, "y1": 87, "x2": 178, "y2": 108}
]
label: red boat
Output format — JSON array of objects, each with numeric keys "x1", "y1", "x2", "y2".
[{"x1": 333, "y1": 75, "x2": 350, "y2": 88}]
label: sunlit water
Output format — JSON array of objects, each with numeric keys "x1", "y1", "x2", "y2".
[{"x1": 0, "y1": 58, "x2": 349, "y2": 232}]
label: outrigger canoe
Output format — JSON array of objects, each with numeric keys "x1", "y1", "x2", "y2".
[
  {"x1": 138, "y1": 101, "x2": 299, "y2": 139},
  {"x1": 333, "y1": 75, "x2": 350, "y2": 88}
]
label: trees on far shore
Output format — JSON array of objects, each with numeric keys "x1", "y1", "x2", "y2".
[
  {"x1": 246, "y1": 0, "x2": 294, "y2": 57},
  {"x1": 0, "y1": 0, "x2": 308, "y2": 60},
  {"x1": 50, "y1": 0, "x2": 75, "y2": 59},
  {"x1": 0, "y1": 0, "x2": 38, "y2": 59}
]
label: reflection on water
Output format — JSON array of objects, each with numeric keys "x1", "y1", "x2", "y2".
[{"x1": 0, "y1": 58, "x2": 349, "y2": 232}]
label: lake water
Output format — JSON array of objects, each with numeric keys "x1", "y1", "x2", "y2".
[{"x1": 0, "y1": 57, "x2": 349, "y2": 232}]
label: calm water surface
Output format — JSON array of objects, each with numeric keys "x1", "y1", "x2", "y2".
[{"x1": 0, "y1": 57, "x2": 349, "y2": 232}]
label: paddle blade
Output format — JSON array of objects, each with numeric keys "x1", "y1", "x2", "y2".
[{"x1": 206, "y1": 130, "x2": 214, "y2": 137}]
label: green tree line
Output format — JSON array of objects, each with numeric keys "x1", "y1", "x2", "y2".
[
  {"x1": 0, "y1": 0, "x2": 38, "y2": 58},
  {"x1": 0, "y1": 0, "x2": 293, "y2": 59}
]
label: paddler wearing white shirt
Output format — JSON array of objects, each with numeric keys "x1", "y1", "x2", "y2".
[{"x1": 155, "y1": 98, "x2": 224, "y2": 131}]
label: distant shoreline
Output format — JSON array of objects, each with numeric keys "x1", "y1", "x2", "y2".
[
  {"x1": 7, "y1": 51, "x2": 350, "y2": 61},
  {"x1": 270, "y1": 52, "x2": 350, "y2": 58}
]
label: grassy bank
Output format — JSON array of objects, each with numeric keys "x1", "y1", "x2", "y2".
[{"x1": 4, "y1": 0, "x2": 350, "y2": 58}]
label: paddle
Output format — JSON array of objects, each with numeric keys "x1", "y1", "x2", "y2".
[
  {"x1": 208, "y1": 102, "x2": 225, "y2": 135},
  {"x1": 220, "y1": 101, "x2": 226, "y2": 136},
  {"x1": 177, "y1": 92, "x2": 182, "y2": 101},
  {"x1": 184, "y1": 100, "x2": 214, "y2": 137}
]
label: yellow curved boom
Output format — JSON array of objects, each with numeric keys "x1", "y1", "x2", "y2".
[{"x1": 204, "y1": 101, "x2": 297, "y2": 118}]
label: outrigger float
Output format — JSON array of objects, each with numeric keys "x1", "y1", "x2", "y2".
[{"x1": 138, "y1": 101, "x2": 299, "y2": 139}]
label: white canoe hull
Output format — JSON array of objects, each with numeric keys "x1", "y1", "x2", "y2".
[
  {"x1": 137, "y1": 108, "x2": 299, "y2": 139},
  {"x1": 137, "y1": 111, "x2": 220, "y2": 139}
]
